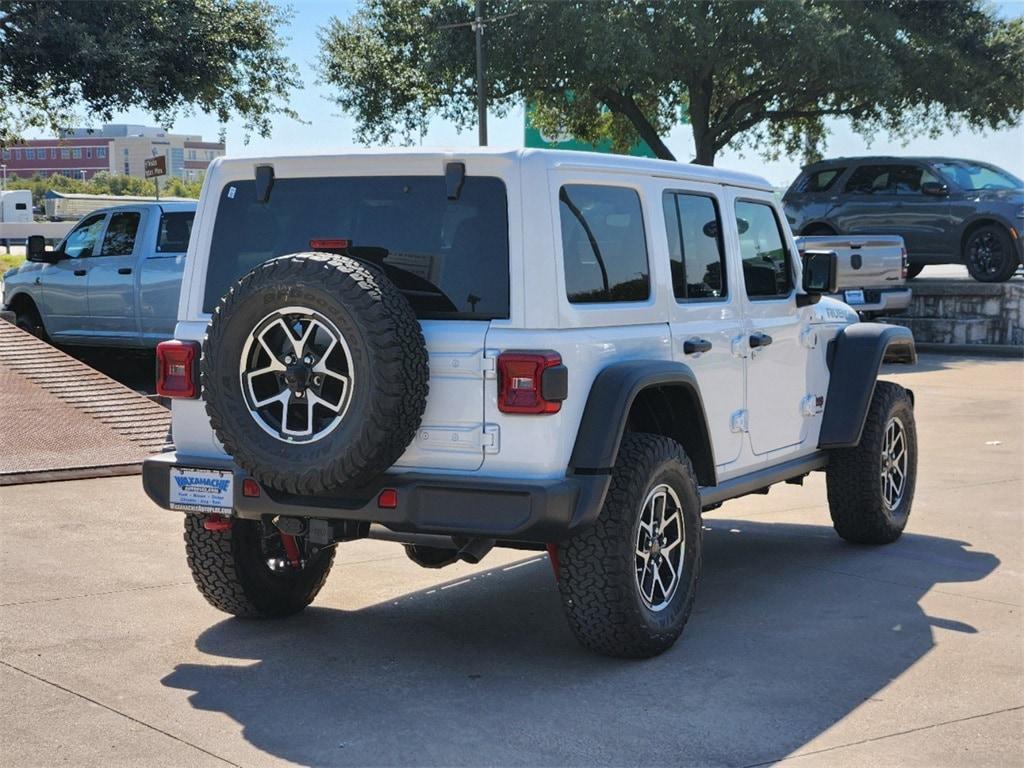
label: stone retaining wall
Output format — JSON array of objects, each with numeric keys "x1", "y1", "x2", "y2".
[{"x1": 881, "y1": 280, "x2": 1023, "y2": 347}]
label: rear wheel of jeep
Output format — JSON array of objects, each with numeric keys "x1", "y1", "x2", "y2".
[
  {"x1": 183, "y1": 515, "x2": 335, "y2": 618},
  {"x1": 201, "y1": 253, "x2": 429, "y2": 494},
  {"x1": 556, "y1": 433, "x2": 703, "y2": 658},
  {"x1": 826, "y1": 381, "x2": 917, "y2": 545}
]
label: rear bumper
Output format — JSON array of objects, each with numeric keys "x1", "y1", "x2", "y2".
[
  {"x1": 837, "y1": 287, "x2": 912, "y2": 316},
  {"x1": 142, "y1": 452, "x2": 611, "y2": 543}
]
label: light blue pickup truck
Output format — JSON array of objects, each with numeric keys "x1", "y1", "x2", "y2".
[{"x1": 2, "y1": 202, "x2": 196, "y2": 348}]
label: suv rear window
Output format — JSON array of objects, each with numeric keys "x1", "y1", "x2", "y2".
[{"x1": 204, "y1": 175, "x2": 509, "y2": 319}]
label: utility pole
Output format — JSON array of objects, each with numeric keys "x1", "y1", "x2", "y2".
[{"x1": 474, "y1": 0, "x2": 487, "y2": 146}]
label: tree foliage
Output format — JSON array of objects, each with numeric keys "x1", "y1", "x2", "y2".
[
  {"x1": 3, "y1": 172, "x2": 204, "y2": 209},
  {"x1": 319, "y1": 0, "x2": 1024, "y2": 165},
  {"x1": 0, "y1": 0, "x2": 301, "y2": 146}
]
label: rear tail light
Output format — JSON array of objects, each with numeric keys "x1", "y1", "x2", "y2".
[
  {"x1": 901, "y1": 247, "x2": 908, "y2": 280},
  {"x1": 497, "y1": 351, "x2": 567, "y2": 414},
  {"x1": 156, "y1": 340, "x2": 200, "y2": 398}
]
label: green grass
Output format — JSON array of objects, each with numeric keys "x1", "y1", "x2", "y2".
[{"x1": 1, "y1": 253, "x2": 25, "y2": 272}]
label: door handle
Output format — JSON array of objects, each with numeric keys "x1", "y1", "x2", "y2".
[
  {"x1": 73, "y1": 269, "x2": 86, "y2": 277},
  {"x1": 749, "y1": 332, "x2": 773, "y2": 349},
  {"x1": 683, "y1": 337, "x2": 713, "y2": 355},
  {"x1": 118, "y1": 267, "x2": 132, "y2": 275}
]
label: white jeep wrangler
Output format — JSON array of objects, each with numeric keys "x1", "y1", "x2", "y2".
[{"x1": 143, "y1": 149, "x2": 917, "y2": 658}]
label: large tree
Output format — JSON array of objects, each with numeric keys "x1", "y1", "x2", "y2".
[
  {"x1": 319, "y1": 0, "x2": 1024, "y2": 165},
  {"x1": 0, "y1": 0, "x2": 300, "y2": 145}
]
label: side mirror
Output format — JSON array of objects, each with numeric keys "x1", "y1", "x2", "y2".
[
  {"x1": 26, "y1": 235, "x2": 58, "y2": 263},
  {"x1": 799, "y1": 250, "x2": 837, "y2": 306},
  {"x1": 921, "y1": 181, "x2": 948, "y2": 197}
]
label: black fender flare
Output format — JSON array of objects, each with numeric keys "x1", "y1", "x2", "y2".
[
  {"x1": 818, "y1": 323, "x2": 916, "y2": 449},
  {"x1": 569, "y1": 360, "x2": 713, "y2": 482}
]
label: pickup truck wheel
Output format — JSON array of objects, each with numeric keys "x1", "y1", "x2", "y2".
[
  {"x1": 964, "y1": 224, "x2": 1018, "y2": 282},
  {"x1": 14, "y1": 304, "x2": 48, "y2": 341},
  {"x1": 556, "y1": 433, "x2": 702, "y2": 658},
  {"x1": 183, "y1": 515, "x2": 335, "y2": 617},
  {"x1": 202, "y1": 253, "x2": 429, "y2": 494},
  {"x1": 826, "y1": 381, "x2": 917, "y2": 545}
]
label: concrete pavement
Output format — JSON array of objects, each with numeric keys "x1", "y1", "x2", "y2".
[{"x1": 0, "y1": 354, "x2": 1021, "y2": 767}]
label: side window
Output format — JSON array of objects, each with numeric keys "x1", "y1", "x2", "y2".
[
  {"x1": 157, "y1": 211, "x2": 195, "y2": 253},
  {"x1": 61, "y1": 214, "x2": 107, "y2": 259},
  {"x1": 662, "y1": 191, "x2": 727, "y2": 300},
  {"x1": 735, "y1": 201, "x2": 793, "y2": 299},
  {"x1": 559, "y1": 184, "x2": 649, "y2": 304},
  {"x1": 844, "y1": 165, "x2": 893, "y2": 195},
  {"x1": 890, "y1": 165, "x2": 942, "y2": 196},
  {"x1": 101, "y1": 212, "x2": 141, "y2": 256}
]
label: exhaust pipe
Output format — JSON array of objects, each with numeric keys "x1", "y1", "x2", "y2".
[{"x1": 457, "y1": 537, "x2": 495, "y2": 564}]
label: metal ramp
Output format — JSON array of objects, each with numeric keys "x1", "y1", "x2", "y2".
[{"x1": 0, "y1": 321, "x2": 171, "y2": 485}]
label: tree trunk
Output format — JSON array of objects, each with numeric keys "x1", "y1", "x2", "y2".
[
  {"x1": 594, "y1": 88, "x2": 676, "y2": 161},
  {"x1": 692, "y1": 135, "x2": 716, "y2": 166},
  {"x1": 687, "y1": 75, "x2": 716, "y2": 166}
]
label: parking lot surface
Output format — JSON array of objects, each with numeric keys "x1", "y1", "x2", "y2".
[{"x1": 1, "y1": 354, "x2": 1021, "y2": 767}]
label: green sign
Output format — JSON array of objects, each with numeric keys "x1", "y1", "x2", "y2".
[{"x1": 523, "y1": 103, "x2": 657, "y2": 158}]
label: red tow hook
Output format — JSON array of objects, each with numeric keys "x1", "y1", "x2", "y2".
[
  {"x1": 546, "y1": 543, "x2": 560, "y2": 581},
  {"x1": 280, "y1": 533, "x2": 302, "y2": 569},
  {"x1": 203, "y1": 514, "x2": 232, "y2": 532}
]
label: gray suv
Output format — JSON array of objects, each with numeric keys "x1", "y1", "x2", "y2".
[{"x1": 783, "y1": 157, "x2": 1024, "y2": 282}]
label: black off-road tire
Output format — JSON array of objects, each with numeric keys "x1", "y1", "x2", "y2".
[
  {"x1": 964, "y1": 224, "x2": 1018, "y2": 283},
  {"x1": 183, "y1": 515, "x2": 335, "y2": 617},
  {"x1": 556, "y1": 433, "x2": 703, "y2": 658},
  {"x1": 826, "y1": 381, "x2": 917, "y2": 545},
  {"x1": 202, "y1": 253, "x2": 429, "y2": 494}
]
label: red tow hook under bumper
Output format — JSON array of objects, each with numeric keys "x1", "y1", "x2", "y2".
[
  {"x1": 546, "y1": 543, "x2": 560, "y2": 580},
  {"x1": 280, "y1": 533, "x2": 302, "y2": 569},
  {"x1": 203, "y1": 514, "x2": 232, "y2": 532}
]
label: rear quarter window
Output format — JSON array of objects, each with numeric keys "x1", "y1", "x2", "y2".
[
  {"x1": 203, "y1": 176, "x2": 510, "y2": 319},
  {"x1": 795, "y1": 167, "x2": 845, "y2": 194},
  {"x1": 559, "y1": 184, "x2": 649, "y2": 304}
]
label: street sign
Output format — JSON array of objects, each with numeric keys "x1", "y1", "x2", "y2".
[{"x1": 144, "y1": 156, "x2": 167, "y2": 179}]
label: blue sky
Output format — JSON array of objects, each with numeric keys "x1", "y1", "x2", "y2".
[{"x1": 53, "y1": 0, "x2": 1024, "y2": 187}]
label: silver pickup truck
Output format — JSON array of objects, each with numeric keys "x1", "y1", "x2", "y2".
[
  {"x1": 2, "y1": 202, "x2": 196, "y2": 347},
  {"x1": 794, "y1": 234, "x2": 910, "y2": 317}
]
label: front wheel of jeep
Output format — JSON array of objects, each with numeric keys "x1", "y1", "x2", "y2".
[
  {"x1": 826, "y1": 381, "x2": 917, "y2": 545},
  {"x1": 183, "y1": 515, "x2": 334, "y2": 618},
  {"x1": 556, "y1": 433, "x2": 703, "y2": 658}
]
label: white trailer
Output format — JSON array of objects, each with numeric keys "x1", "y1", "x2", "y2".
[{"x1": 0, "y1": 190, "x2": 33, "y2": 223}]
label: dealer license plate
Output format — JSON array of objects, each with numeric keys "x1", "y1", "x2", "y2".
[
  {"x1": 169, "y1": 467, "x2": 234, "y2": 513},
  {"x1": 845, "y1": 289, "x2": 865, "y2": 305}
]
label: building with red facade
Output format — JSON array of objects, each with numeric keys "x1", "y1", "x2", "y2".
[{"x1": 1, "y1": 124, "x2": 226, "y2": 182}]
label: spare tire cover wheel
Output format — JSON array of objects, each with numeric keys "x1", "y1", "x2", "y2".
[{"x1": 201, "y1": 253, "x2": 430, "y2": 494}]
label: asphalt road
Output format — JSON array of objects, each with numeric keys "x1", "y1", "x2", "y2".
[{"x1": 1, "y1": 354, "x2": 1021, "y2": 768}]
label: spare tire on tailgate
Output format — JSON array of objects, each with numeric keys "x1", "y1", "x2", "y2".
[{"x1": 202, "y1": 252, "x2": 429, "y2": 494}]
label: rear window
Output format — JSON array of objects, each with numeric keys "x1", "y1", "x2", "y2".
[
  {"x1": 204, "y1": 175, "x2": 509, "y2": 319},
  {"x1": 157, "y1": 211, "x2": 194, "y2": 253}
]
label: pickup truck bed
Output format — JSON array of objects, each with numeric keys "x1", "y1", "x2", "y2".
[{"x1": 795, "y1": 234, "x2": 910, "y2": 316}]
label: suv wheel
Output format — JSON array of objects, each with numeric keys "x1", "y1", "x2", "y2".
[
  {"x1": 964, "y1": 224, "x2": 1018, "y2": 282},
  {"x1": 183, "y1": 515, "x2": 335, "y2": 617},
  {"x1": 556, "y1": 433, "x2": 702, "y2": 658},
  {"x1": 826, "y1": 381, "x2": 917, "y2": 544}
]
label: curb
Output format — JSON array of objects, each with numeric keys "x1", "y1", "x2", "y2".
[{"x1": 915, "y1": 342, "x2": 1023, "y2": 359}]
